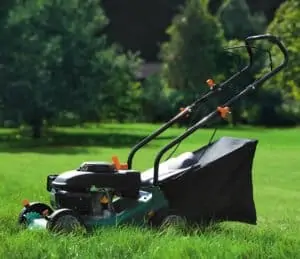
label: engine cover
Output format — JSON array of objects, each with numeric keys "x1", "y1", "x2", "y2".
[
  {"x1": 78, "y1": 161, "x2": 116, "y2": 173},
  {"x1": 51, "y1": 190, "x2": 92, "y2": 214}
]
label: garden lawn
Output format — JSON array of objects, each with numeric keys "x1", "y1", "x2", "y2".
[{"x1": 0, "y1": 124, "x2": 300, "y2": 259}]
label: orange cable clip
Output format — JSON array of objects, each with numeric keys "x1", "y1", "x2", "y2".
[
  {"x1": 217, "y1": 106, "x2": 231, "y2": 119},
  {"x1": 112, "y1": 156, "x2": 128, "y2": 170},
  {"x1": 22, "y1": 199, "x2": 30, "y2": 207},
  {"x1": 206, "y1": 79, "x2": 216, "y2": 89},
  {"x1": 179, "y1": 107, "x2": 190, "y2": 118}
]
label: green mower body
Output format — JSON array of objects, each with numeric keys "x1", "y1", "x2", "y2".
[{"x1": 19, "y1": 163, "x2": 169, "y2": 232}]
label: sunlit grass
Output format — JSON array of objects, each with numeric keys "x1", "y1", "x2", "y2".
[{"x1": 0, "y1": 124, "x2": 299, "y2": 258}]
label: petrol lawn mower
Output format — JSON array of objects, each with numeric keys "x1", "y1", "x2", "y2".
[{"x1": 18, "y1": 34, "x2": 288, "y2": 233}]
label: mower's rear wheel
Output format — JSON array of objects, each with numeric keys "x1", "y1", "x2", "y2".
[
  {"x1": 18, "y1": 202, "x2": 53, "y2": 225},
  {"x1": 147, "y1": 208, "x2": 168, "y2": 227},
  {"x1": 47, "y1": 209, "x2": 86, "y2": 234},
  {"x1": 161, "y1": 214, "x2": 186, "y2": 228}
]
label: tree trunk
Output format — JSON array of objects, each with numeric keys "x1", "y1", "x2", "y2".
[{"x1": 31, "y1": 119, "x2": 43, "y2": 139}]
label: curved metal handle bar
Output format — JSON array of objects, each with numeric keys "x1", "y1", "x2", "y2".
[
  {"x1": 245, "y1": 34, "x2": 289, "y2": 86},
  {"x1": 127, "y1": 43, "x2": 254, "y2": 169},
  {"x1": 152, "y1": 34, "x2": 289, "y2": 186}
]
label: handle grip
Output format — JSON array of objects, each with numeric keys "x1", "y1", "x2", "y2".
[{"x1": 245, "y1": 34, "x2": 289, "y2": 67}]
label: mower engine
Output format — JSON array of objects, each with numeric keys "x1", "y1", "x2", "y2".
[
  {"x1": 18, "y1": 160, "x2": 168, "y2": 232},
  {"x1": 47, "y1": 161, "x2": 140, "y2": 218}
]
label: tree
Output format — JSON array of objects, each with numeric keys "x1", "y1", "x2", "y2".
[
  {"x1": 254, "y1": 0, "x2": 300, "y2": 125},
  {"x1": 209, "y1": 0, "x2": 286, "y2": 23},
  {"x1": 0, "y1": 0, "x2": 141, "y2": 138},
  {"x1": 0, "y1": 0, "x2": 16, "y2": 126},
  {"x1": 160, "y1": 0, "x2": 227, "y2": 106},
  {"x1": 245, "y1": 0, "x2": 286, "y2": 22},
  {"x1": 100, "y1": 0, "x2": 285, "y2": 62},
  {"x1": 217, "y1": 0, "x2": 267, "y2": 41}
]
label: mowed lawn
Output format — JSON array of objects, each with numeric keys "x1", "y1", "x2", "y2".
[{"x1": 0, "y1": 124, "x2": 300, "y2": 259}]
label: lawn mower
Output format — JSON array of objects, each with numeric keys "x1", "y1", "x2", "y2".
[{"x1": 18, "y1": 34, "x2": 288, "y2": 233}]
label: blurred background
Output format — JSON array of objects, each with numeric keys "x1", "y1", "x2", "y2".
[{"x1": 0, "y1": 0, "x2": 299, "y2": 139}]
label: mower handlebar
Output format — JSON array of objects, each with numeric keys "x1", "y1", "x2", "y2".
[
  {"x1": 244, "y1": 34, "x2": 289, "y2": 88},
  {"x1": 245, "y1": 34, "x2": 288, "y2": 68},
  {"x1": 127, "y1": 58, "x2": 253, "y2": 170},
  {"x1": 128, "y1": 34, "x2": 288, "y2": 173},
  {"x1": 152, "y1": 34, "x2": 289, "y2": 186},
  {"x1": 127, "y1": 41, "x2": 256, "y2": 169}
]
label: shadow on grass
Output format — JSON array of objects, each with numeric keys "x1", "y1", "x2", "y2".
[
  {"x1": 0, "y1": 129, "x2": 175, "y2": 154},
  {"x1": 205, "y1": 125, "x2": 268, "y2": 132}
]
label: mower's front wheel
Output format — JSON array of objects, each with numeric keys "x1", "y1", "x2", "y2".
[
  {"x1": 47, "y1": 208, "x2": 86, "y2": 234},
  {"x1": 18, "y1": 202, "x2": 53, "y2": 225}
]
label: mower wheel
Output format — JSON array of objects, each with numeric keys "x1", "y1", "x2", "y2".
[
  {"x1": 18, "y1": 202, "x2": 53, "y2": 225},
  {"x1": 148, "y1": 208, "x2": 169, "y2": 227},
  {"x1": 46, "y1": 208, "x2": 86, "y2": 234},
  {"x1": 161, "y1": 214, "x2": 186, "y2": 228}
]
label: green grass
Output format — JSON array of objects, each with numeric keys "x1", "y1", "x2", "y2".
[{"x1": 0, "y1": 123, "x2": 300, "y2": 258}]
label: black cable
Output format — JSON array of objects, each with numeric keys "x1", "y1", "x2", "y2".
[
  {"x1": 163, "y1": 98, "x2": 204, "y2": 161},
  {"x1": 223, "y1": 45, "x2": 273, "y2": 72},
  {"x1": 163, "y1": 104, "x2": 218, "y2": 162},
  {"x1": 208, "y1": 127, "x2": 218, "y2": 144}
]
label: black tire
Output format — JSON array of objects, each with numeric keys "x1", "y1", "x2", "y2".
[
  {"x1": 47, "y1": 208, "x2": 86, "y2": 233},
  {"x1": 161, "y1": 214, "x2": 186, "y2": 228},
  {"x1": 148, "y1": 208, "x2": 169, "y2": 227},
  {"x1": 18, "y1": 202, "x2": 53, "y2": 225}
]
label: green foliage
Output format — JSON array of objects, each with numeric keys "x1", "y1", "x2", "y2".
[
  {"x1": 160, "y1": 0, "x2": 227, "y2": 103},
  {"x1": 253, "y1": 0, "x2": 300, "y2": 125},
  {"x1": 158, "y1": 0, "x2": 269, "y2": 125},
  {"x1": 140, "y1": 75, "x2": 174, "y2": 123},
  {"x1": 100, "y1": 0, "x2": 285, "y2": 61},
  {"x1": 244, "y1": 0, "x2": 286, "y2": 22},
  {"x1": 140, "y1": 74, "x2": 195, "y2": 124},
  {"x1": 221, "y1": 39, "x2": 276, "y2": 125},
  {"x1": 0, "y1": 0, "x2": 141, "y2": 137},
  {"x1": 0, "y1": 0, "x2": 14, "y2": 21},
  {"x1": 0, "y1": 0, "x2": 297, "y2": 128},
  {"x1": 217, "y1": 0, "x2": 267, "y2": 40}
]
